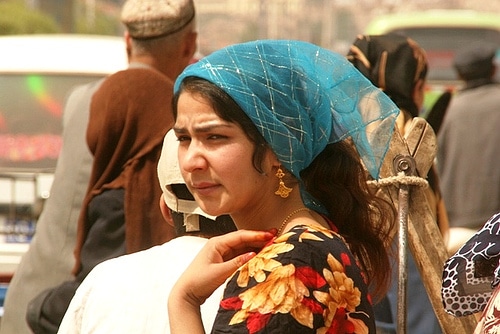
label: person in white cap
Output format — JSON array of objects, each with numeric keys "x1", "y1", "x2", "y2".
[{"x1": 56, "y1": 130, "x2": 236, "y2": 333}]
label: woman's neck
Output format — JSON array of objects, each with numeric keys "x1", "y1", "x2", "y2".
[{"x1": 230, "y1": 193, "x2": 323, "y2": 233}]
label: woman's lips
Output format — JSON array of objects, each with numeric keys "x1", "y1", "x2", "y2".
[{"x1": 191, "y1": 182, "x2": 219, "y2": 196}]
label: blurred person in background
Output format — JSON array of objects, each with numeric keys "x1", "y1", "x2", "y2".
[
  {"x1": 57, "y1": 130, "x2": 236, "y2": 333},
  {"x1": 26, "y1": 66, "x2": 172, "y2": 334},
  {"x1": 437, "y1": 41, "x2": 500, "y2": 254},
  {"x1": 2, "y1": 0, "x2": 197, "y2": 331},
  {"x1": 0, "y1": 79, "x2": 104, "y2": 334},
  {"x1": 19, "y1": 0, "x2": 197, "y2": 333},
  {"x1": 442, "y1": 212, "x2": 500, "y2": 333},
  {"x1": 347, "y1": 33, "x2": 450, "y2": 334}
]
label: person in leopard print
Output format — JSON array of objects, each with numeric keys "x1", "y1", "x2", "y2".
[{"x1": 442, "y1": 212, "x2": 500, "y2": 333}]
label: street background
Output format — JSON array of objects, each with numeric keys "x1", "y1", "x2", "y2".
[{"x1": 1, "y1": 0, "x2": 499, "y2": 56}]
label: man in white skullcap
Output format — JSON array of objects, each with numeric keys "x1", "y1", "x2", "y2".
[
  {"x1": 120, "y1": 0, "x2": 198, "y2": 80},
  {"x1": 5, "y1": 1, "x2": 198, "y2": 333},
  {"x1": 57, "y1": 130, "x2": 236, "y2": 333}
]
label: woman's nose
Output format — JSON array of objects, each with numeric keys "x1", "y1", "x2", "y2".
[{"x1": 179, "y1": 141, "x2": 208, "y2": 172}]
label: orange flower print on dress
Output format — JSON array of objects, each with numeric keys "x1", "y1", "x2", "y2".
[
  {"x1": 236, "y1": 240, "x2": 294, "y2": 287},
  {"x1": 214, "y1": 225, "x2": 375, "y2": 333},
  {"x1": 276, "y1": 224, "x2": 338, "y2": 244},
  {"x1": 231, "y1": 264, "x2": 324, "y2": 331},
  {"x1": 314, "y1": 253, "x2": 368, "y2": 334}
]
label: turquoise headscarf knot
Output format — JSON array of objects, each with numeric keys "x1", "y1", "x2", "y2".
[{"x1": 174, "y1": 40, "x2": 399, "y2": 182}]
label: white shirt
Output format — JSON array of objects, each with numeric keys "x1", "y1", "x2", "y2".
[{"x1": 58, "y1": 236, "x2": 224, "y2": 333}]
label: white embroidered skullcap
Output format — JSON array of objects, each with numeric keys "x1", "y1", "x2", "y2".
[{"x1": 121, "y1": 0, "x2": 195, "y2": 39}]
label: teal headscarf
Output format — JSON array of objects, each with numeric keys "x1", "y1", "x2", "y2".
[{"x1": 174, "y1": 40, "x2": 398, "y2": 208}]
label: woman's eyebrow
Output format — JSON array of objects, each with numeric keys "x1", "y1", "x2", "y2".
[{"x1": 173, "y1": 123, "x2": 234, "y2": 134}]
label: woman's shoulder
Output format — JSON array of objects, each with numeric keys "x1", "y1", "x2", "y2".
[
  {"x1": 232, "y1": 224, "x2": 363, "y2": 286},
  {"x1": 213, "y1": 224, "x2": 375, "y2": 333},
  {"x1": 279, "y1": 224, "x2": 349, "y2": 250}
]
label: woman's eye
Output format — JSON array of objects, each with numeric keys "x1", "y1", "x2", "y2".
[
  {"x1": 207, "y1": 134, "x2": 228, "y2": 140},
  {"x1": 176, "y1": 135, "x2": 190, "y2": 142}
]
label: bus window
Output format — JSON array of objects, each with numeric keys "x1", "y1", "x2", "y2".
[{"x1": 0, "y1": 74, "x2": 102, "y2": 170}]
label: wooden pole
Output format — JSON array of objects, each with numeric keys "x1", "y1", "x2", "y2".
[
  {"x1": 396, "y1": 182, "x2": 409, "y2": 334},
  {"x1": 375, "y1": 118, "x2": 477, "y2": 333}
]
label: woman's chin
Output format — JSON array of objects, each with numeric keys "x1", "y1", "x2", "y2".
[{"x1": 199, "y1": 203, "x2": 227, "y2": 217}]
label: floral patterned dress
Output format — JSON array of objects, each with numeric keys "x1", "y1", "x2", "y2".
[{"x1": 211, "y1": 224, "x2": 375, "y2": 334}]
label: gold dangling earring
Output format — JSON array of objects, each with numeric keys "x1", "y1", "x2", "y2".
[{"x1": 274, "y1": 166, "x2": 293, "y2": 198}]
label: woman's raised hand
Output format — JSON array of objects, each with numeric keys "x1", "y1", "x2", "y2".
[{"x1": 168, "y1": 229, "x2": 276, "y2": 333}]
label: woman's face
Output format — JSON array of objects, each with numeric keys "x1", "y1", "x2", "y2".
[{"x1": 173, "y1": 91, "x2": 276, "y2": 217}]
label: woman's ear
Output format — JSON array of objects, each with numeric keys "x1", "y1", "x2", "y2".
[
  {"x1": 267, "y1": 149, "x2": 281, "y2": 167},
  {"x1": 262, "y1": 149, "x2": 281, "y2": 175}
]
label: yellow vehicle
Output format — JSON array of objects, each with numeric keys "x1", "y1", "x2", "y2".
[{"x1": 365, "y1": 9, "x2": 500, "y2": 114}]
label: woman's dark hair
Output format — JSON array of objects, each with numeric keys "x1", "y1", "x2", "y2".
[
  {"x1": 173, "y1": 76, "x2": 396, "y2": 300},
  {"x1": 300, "y1": 141, "x2": 396, "y2": 299}
]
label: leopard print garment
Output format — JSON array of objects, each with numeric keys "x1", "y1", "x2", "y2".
[
  {"x1": 442, "y1": 212, "x2": 500, "y2": 317},
  {"x1": 474, "y1": 284, "x2": 500, "y2": 334}
]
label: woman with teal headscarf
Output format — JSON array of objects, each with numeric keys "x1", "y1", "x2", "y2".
[{"x1": 168, "y1": 40, "x2": 399, "y2": 333}]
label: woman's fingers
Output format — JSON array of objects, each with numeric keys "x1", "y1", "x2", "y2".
[
  {"x1": 174, "y1": 229, "x2": 276, "y2": 305},
  {"x1": 210, "y1": 229, "x2": 276, "y2": 261}
]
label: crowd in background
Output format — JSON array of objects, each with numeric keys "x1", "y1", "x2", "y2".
[{"x1": 0, "y1": 0, "x2": 499, "y2": 333}]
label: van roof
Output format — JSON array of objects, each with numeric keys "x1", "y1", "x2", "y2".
[
  {"x1": 0, "y1": 34, "x2": 128, "y2": 74},
  {"x1": 366, "y1": 10, "x2": 500, "y2": 35}
]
